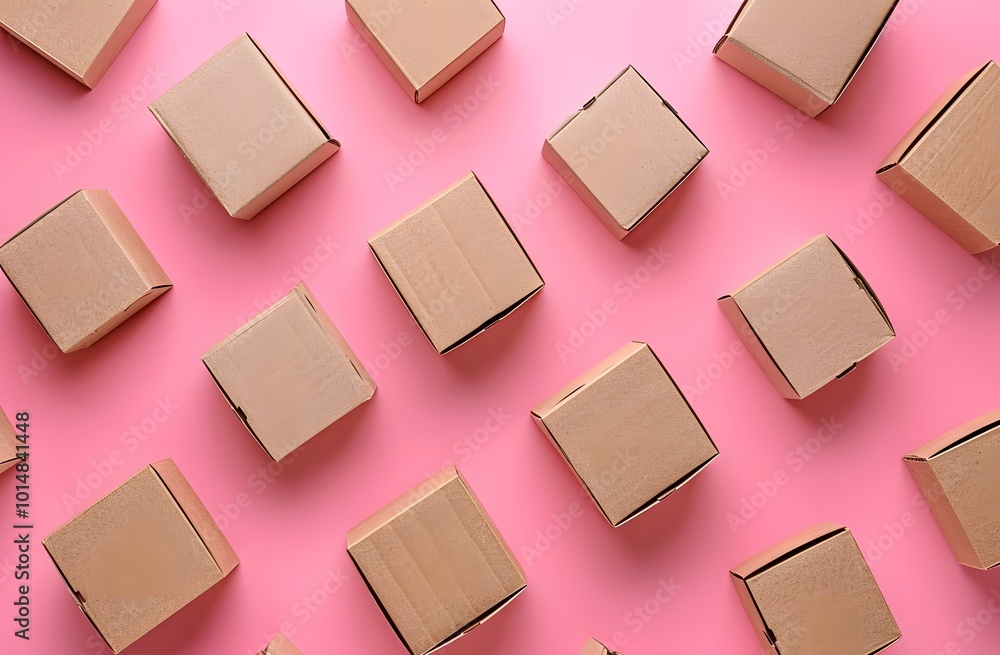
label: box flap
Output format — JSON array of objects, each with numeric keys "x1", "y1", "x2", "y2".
[
  {"x1": 731, "y1": 522, "x2": 843, "y2": 580},
  {"x1": 531, "y1": 341, "x2": 647, "y2": 418},
  {"x1": 905, "y1": 409, "x2": 1000, "y2": 460}
]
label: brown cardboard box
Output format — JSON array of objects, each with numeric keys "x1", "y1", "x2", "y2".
[
  {"x1": 203, "y1": 282, "x2": 375, "y2": 462},
  {"x1": 149, "y1": 33, "x2": 339, "y2": 219},
  {"x1": 730, "y1": 523, "x2": 901, "y2": 655},
  {"x1": 347, "y1": 466, "x2": 526, "y2": 655},
  {"x1": 43, "y1": 459, "x2": 239, "y2": 654},
  {"x1": 532, "y1": 341, "x2": 718, "y2": 527},
  {"x1": 0, "y1": 0, "x2": 156, "y2": 88},
  {"x1": 543, "y1": 66, "x2": 708, "y2": 239},
  {"x1": 581, "y1": 638, "x2": 621, "y2": 655},
  {"x1": 0, "y1": 190, "x2": 172, "y2": 353},
  {"x1": 0, "y1": 404, "x2": 19, "y2": 476},
  {"x1": 904, "y1": 409, "x2": 1000, "y2": 570},
  {"x1": 345, "y1": 0, "x2": 504, "y2": 103},
  {"x1": 714, "y1": 0, "x2": 898, "y2": 117},
  {"x1": 258, "y1": 634, "x2": 305, "y2": 655},
  {"x1": 877, "y1": 61, "x2": 1000, "y2": 254},
  {"x1": 718, "y1": 235, "x2": 894, "y2": 400},
  {"x1": 368, "y1": 171, "x2": 544, "y2": 354}
]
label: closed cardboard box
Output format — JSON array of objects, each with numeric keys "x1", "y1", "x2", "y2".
[
  {"x1": 878, "y1": 61, "x2": 1000, "y2": 254},
  {"x1": 0, "y1": 0, "x2": 156, "y2": 87},
  {"x1": 730, "y1": 523, "x2": 901, "y2": 655},
  {"x1": 203, "y1": 282, "x2": 375, "y2": 461},
  {"x1": 43, "y1": 459, "x2": 239, "y2": 653},
  {"x1": 714, "y1": 0, "x2": 898, "y2": 116},
  {"x1": 0, "y1": 189, "x2": 171, "y2": 353},
  {"x1": 345, "y1": 0, "x2": 504, "y2": 102},
  {"x1": 543, "y1": 66, "x2": 708, "y2": 239},
  {"x1": 718, "y1": 235, "x2": 894, "y2": 399},
  {"x1": 348, "y1": 466, "x2": 526, "y2": 655},
  {"x1": 369, "y1": 171, "x2": 543, "y2": 354},
  {"x1": 149, "y1": 33, "x2": 339, "y2": 219},
  {"x1": 532, "y1": 341, "x2": 718, "y2": 527},
  {"x1": 905, "y1": 409, "x2": 1000, "y2": 570}
]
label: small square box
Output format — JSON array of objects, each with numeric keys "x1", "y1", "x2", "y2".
[
  {"x1": 348, "y1": 467, "x2": 526, "y2": 655},
  {"x1": 0, "y1": 189, "x2": 171, "y2": 353},
  {"x1": 0, "y1": 0, "x2": 156, "y2": 88},
  {"x1": 714, "y1": 0, "x2": 898, "y2": 117},
  {"x1": 43, "y1": 459, "x2": 239, "y2": 654},
  {"x1": 543, "y1": 66, "x2": 708, "y2": 239},
  {"x1": 368, "y1": 171, "x2": 543, "y2": 354},
  {"x1": 532, "y1": 342, "x2": 718, "y2": 527},
  {"x1": 0, "y1": 405, "x2": 18, "y2": 476},
  {"x1": 878, "y1": 61, "x2": 1000, "y2": 254},
  {"x1": 259, "y1": 634, "x2": 304, "y2": 655},
  {"x1": 718, "y1": 235, "x2": 894, "y2": 400},
  {"x1": 203, "y1": 282, "x2": 375, "y2": 462},
  {"x1": 149, "y1": 33, "x2": 339, "y2": 219},
  {"x1": 581, "y1": 638, "x2": 621, "y2": 655},
  {"x1": 905, "y1": 409, "x2": 1000, "y2": 570},
  {"x1": 345, "y1": 0, "x2": 504, "y2": 103},
  {"x1": 730, "y1": 523, "x2": 901, "y2": 655}
]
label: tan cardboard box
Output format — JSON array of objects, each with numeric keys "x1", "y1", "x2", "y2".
[
  {"x1": 714, "y1": 0, "x2": 898, "y2": 116},
  {"x1": 347, "y1": 466, "x2": 526, "y2": 655},
  {"x1": 0, "y1": 190, "x2": 171, "y2": 353},
  {"x1": 532, "y1": 341, "x2": 718, "y2": 527},
  {"x1": 259, "y1": 633, "x2": 305, "y2": 655},
  {"x1": 0, "y1": 0, "x2": 156, "y2": 88},
  {"x1": 203, "y1": 282, "x2": 375, "y2": 461},
  {"x1": 543, "y1": 66, "x2": 708, "y2": 239},
  {"x1": 581, "y1": 638, "x2": 621, "y2": 655},
  {"x1": 905, "y1": 409, "x2": 1000, "y2": 570},
  {"x1": 149, "y1": 33, "x2": 339, "y2": 219},
  {"x1": 730, "y1": 523, "x2": 901, "y2": 655},
  {"x1": 0, "y1": 404, "x2": 18, "y2": 475},
  {"x1": 345, "y1": 0, "x2": 504, "y2": 102},
  {"x1": 878, "y1": 61, "x2": 1000, "y2": 254},
  {"x1": 43, "y1": 459, "x2": 239, "y2": 653},
  {"x1": 369, "y1": 171, "x2": 544, "y2": 354},
  {"x1": 718, "y1": 235, "x2": 894, "y2": 399}
]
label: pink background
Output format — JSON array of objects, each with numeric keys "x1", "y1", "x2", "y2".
[{"x1": 0, "y1": 0, "x2": 999, "y2": 653}]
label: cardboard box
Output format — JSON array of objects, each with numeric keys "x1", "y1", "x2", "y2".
[
  {"x1": 0, "y1": 190, "x2": 172, "y2": 353},
  {"x1": 730, "y1": 523, "x2": 901, "y2": 655},
  {"x1": 581, "y1": 638, "x2": 621, "y2": 655},
  {"x1": 258, "y1": 634, "x2": 304, "y2": 655},
  {"x1": 0, "y1": 404, "x2": 19, "y2": 476},
  {"x1": 718, "y1": 235, "x2": 894, "y2": 399},
  {"x1": 532, "y1": 341, "x2": 718, "y2": 527},
  {"x1": 714, "y1": 0, "x2": 898, "y2": 117},
  {"x1": 149, "y1": 33, "x2": 339, "y2": 219},
  {"x1": 904, "y1": 409, "x2": 1000, "y2": 570},
  {"x1": 347, "y1": 466, "x2": 526, "y2": 655},
  {"x1": 345, "y1": 0, "x2": 504, "y2": 103},
  {"x1": 877, "y1": 61, "x2": 1000, "y2": 254},
  {"x1": 0, "y1": 0, "x2": 156, "y2": 88},
  {"x1": 368, "y1": 171, "x2": 544, "y2": 354},
  {"x1": 203, "y1": 282, "x2": 375, "y2": 461},
  {"x1": 43, "y1": 459, "x2": 239, "y2": 654},
  {"x1": 543, "y1": 66, "x2": 708, "y2": 239}
]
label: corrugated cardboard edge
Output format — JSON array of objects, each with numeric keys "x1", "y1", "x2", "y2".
[
  {"x1": 714, "y1": 0, "x2": 899, "y2": 116},
  {"x1": 531, "y1": 341, "x2": 719, "y2": 527},
  {"x1": 0, "y1": 405, "x2": 19, "y2": 476},
  {"x1": 368, "y1": 171, "x2": 544, "y2": 355},
  {"x1": 542, "y1": 66, "x2": 708, "y2": 238},
  {"x1": 346, "y1": 466, "x2": 526, "y2": 655},
  {"x1": 876, "y1": 62, "x2": 1000, "y2": 254},
  {"x1": 148, "y1": 33, "x2": 339, "y2": 219}
]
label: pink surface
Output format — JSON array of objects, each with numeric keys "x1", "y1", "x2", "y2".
[{"x1": 0, "y1": 0, "x2": 999, "y2": 653}]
